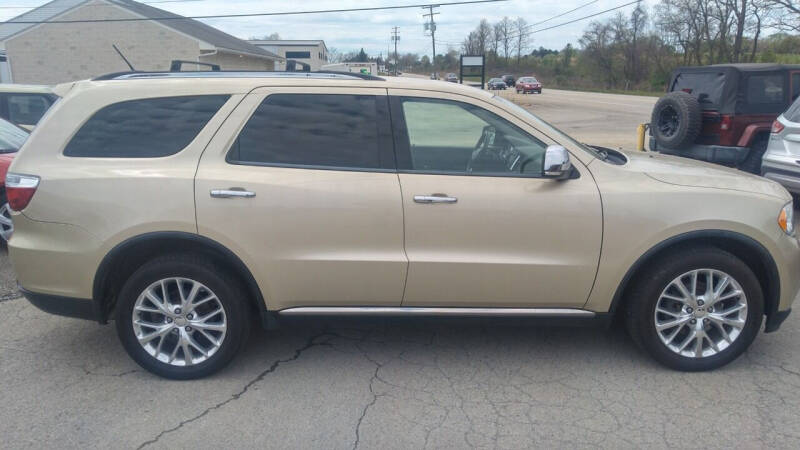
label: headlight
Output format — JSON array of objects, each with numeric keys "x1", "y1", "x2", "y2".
[{"x1": 778, "y1": 201, "x2": 794, "y2": 236}]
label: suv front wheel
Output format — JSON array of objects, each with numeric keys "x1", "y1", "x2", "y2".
[
  {"x1": 115, "y1": 254, "x2": 250, "y2": 379},
  {"x1": 626, "y1": 247, "x2": 763, "y2": 371}
]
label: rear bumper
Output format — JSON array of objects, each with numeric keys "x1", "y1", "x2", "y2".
[
  {"x1": 19, "y1": 285, "x2": 100, "y2": 321},
  {"x1": 649, "y1": 138, "x2": 749, "y2": 166},
  {"x1": 761, "y1": 159, "x2": 800, "y2": 194}
]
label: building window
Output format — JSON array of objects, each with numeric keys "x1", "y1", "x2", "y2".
[{"x1": 285, "y1": 51, "x2": 311, "y2": 59}]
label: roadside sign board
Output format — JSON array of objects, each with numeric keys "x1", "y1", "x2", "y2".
[{"x1": 459, "y1": 55, "x2": 485, "y2": 89}]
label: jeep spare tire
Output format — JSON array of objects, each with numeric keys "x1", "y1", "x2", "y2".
[{"x1": 650, "y1": 91, "x2": 702, "y2": 150}]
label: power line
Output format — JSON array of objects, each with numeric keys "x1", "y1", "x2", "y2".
[
  {"x1": 434, "y1": 0, "x2": 599, "y2": 51},
  {"x1": 528, "y1": 0, "x2": 599, "y2": 27},
  {"x1": 2, "y1": 0, "x2": 507, "y2": 24},
  {"x1": 504, "y1": 0, "x2": 641, "y2": 42}
]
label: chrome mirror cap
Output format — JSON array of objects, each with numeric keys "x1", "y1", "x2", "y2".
[{"x1": 543, "y1": 145, "x2": 572, "y2": 179}]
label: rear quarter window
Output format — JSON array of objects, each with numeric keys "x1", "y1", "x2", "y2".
[
  {"x1": 785, "y1": 96, "x2": 800, "y2": 123},
  {"x1": 63, "y1": 95, "x2": 229, "y2": 158}
]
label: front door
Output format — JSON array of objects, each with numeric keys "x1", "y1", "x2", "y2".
[
  {"x1": 389, "y1": 91, "x2": 602, "y2": 308},
  {"x1": 195, "y1": 87, "x2": 407, "y2": 311}
]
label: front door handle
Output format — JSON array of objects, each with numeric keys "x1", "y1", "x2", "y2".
[
  {"x1": 210, "y1": 188, "x2": 256, "y2": 199},
  {"x1": 414, "y1": 194, "x2": 457, "y2": 204}
]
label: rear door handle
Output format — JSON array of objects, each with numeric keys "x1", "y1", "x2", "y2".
[
  {"x1": 414, "y1": 194, "x2": 457, "y2": 204},
  {"x1": 210, "y1": 188, "x2": 256, "y2": 198}
]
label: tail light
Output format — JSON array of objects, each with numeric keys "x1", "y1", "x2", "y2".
[
  {"x1": 772, "y1": 120, "x2": 785, "y2": 134},
  {"x1": 6, "y1": 173, "x2": 40, "y2": 211},
  {"x1": 720, "y1": 115, "x2": 732, "y2": 131}
]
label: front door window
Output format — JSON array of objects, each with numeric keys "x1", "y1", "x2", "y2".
[{"x1": 399, "y1": 98, "x2": 548, "y2": 176}]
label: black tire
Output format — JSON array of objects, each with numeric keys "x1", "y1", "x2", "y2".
[
  {"x1": 738, "y1": 134, "x2": 769, "y2": 175},
  {"x1": 0, "y1": 190, "x2": 8, "y2": 247},
  {"x1": 115, "y1": 254, "x2": 251, "y2": 379},
  {"x1": 650, "y1": 91, "x2": 702, "y2": 150},
  {"x1": 625, "y1": 246, "x2": 763, "y2": 371}
]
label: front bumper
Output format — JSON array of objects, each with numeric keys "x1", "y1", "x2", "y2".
[
  {"x1": 649, "y1": 138, "x2": 749, "y2": 166},
  {"x1": 19, "y1": 285, "x2": 100, "y2": 321}
]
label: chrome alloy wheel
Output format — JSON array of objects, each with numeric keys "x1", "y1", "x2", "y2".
[
  {"x1": 0, "y1": 202, "x2": 12, "y2": 242},
  {"x1": 654, "y1": 269, "x2": 748, "y2": 358},
  {"x1": 132, "y1": 277, "x2": 227, "y2": 366}
]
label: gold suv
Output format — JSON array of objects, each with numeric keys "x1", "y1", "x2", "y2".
[{"x1": 7, "y1": 72, "x2": 799, "y2": 379}]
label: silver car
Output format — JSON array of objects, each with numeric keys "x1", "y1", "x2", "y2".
[{"x1": 763, "y1": 97, "x2": 800, "y2": 194}]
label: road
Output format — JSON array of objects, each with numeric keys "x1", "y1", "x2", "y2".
[
  {"x1": 497, "y1": 88, "x2": 657, "y2": 150},
  {"x1": 2, "y1": 89, "x2": 800, "y2": 449}
]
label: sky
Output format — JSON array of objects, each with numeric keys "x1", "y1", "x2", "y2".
[{"x1": 0, "y1": 0, "x2": 648, "y2": 57}]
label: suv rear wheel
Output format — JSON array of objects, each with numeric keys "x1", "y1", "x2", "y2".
[
  {"x1": 115, "y1": 254, "x2": 250, "y2": 379},
  {"x1": 626, "y1": 247, "x2": 763, "y2": 371}
]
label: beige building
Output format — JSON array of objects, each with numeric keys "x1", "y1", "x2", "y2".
[
  {"x1": 248, "y1": 40, "x2": 328, "y2": 71},
  {"x1": 0, "y1": 0, "x2": 283, "y2": 84}
]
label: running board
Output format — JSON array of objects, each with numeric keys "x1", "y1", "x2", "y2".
[{"x1": 277, "y1": 307, "x2": 595, "y2": 318}]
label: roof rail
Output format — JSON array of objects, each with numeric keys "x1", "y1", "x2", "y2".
[{"x1": 92, "y1": 70, "x2": 384, "y2": 81}]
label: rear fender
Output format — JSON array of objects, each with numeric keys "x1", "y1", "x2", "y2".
[{"x1": 737, "y1": 123, "x2": 772, "y2": 147}]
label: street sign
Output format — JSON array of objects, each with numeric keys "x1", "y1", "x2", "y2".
[{"x1": 459, "y1": 55, "x2": 485, "y2": 89}]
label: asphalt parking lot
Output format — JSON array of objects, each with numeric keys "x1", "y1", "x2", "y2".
[{"x1": 2, "y1": 89, "x2": 800, "y2": 449}]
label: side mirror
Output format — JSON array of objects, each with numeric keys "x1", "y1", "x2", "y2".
[{"x1": 543, "y1": 145, "x2": 572, "y2": 180}]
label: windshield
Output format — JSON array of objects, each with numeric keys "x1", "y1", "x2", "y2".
[
  {"x1": 493, "y1": 96, "x2": 603, "y2": 159},
  {"x1": 489, "y1": 78, "x2": 502, "y2": 82},
  {"x1": 519, "y1": 77, "x2": 538, "y2": 83},
  {"x1": 0, "y1": 118, "x2": 29, "y2": 153}
]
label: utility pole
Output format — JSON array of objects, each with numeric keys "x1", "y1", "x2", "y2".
[
  {"x1": 391, "y1": 26, "x2": 400, "y2": 76},
  {"x1": 422, "y1": 5, "x2": 439, "y2": 77}
]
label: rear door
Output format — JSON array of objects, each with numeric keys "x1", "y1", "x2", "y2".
[{"x1": 195, "y1": 87, "x2": 407, "y2": 311}]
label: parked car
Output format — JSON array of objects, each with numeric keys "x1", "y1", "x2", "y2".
[
  {"x1": 0, "y1": 117, "x2": 27, "y2": 242},
  {"x1": 0, "y1": 84, "x2": 57, "y2": 130},
  {"x1": 487, "y1": 78, "x2": 507, "y2": 90},
  {"x1": 762, "y1": 95, "x2": 800, "y2": 194},
  {"x1": 445, "y1": 73, "x2": 458, "y2": 83},
  {"x1": 516, "y1": 77, "x2": 542, "y2": 94},
  {"x1": 10, "y1": 71, "x2": 799, "y2": 379},
  {"x1": 501, "y1": 74, "x2": 516, "y2": 87},
  {"x1": 649, "y1": 64, "x2": 800, "y2": 174}
]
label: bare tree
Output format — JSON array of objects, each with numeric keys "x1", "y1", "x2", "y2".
[
  {"x1": 495, "y1": 17, "x2": 513, "y2": 61},
  {"x1": 327, "y1": 47, "x2": 343, "y2": 63},
  {"x1": 514, "y1": 17, "x2": 529, "y2": 64},
  {"x1": 767, "y1": 0, "x2": 800, "y2": 31}
]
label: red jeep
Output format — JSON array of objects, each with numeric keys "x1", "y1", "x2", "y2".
[{"x1": 649, "y1": 64, "x2": 800, "y2": 173}]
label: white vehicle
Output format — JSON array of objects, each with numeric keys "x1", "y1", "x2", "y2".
[{"x1": 321, "y1": 62, "x2": 378, "y2": 76}]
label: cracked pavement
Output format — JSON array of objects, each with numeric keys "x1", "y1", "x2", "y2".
[{"x1": 3, "y1": 286, "x2": 800, "y2": 449}]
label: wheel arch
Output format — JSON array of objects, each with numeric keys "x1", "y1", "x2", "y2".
[
  {"x1": 609, "y1": 230, "x2": 780, "y2": 326},
  {"x1": 92, "y1": 232, "x2": 266, "y2": 324}
]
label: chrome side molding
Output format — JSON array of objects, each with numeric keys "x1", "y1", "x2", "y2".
[{"x1": 277, "y1": 306, "x2": 595, "y2": 317}]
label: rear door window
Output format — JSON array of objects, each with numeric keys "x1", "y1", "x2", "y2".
[
  {"x1": 746, "y1": 74, "x2": 784, "y2": 104},
  {"x1": 6, "y1": 94, "x2": 52, "y2": 126},
  {"x1": 64, "y1": 95, "x2": 229, "y2": 157},
  {"x1": 228, "y1": 93, "x2": 393, "y2": 170}
]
